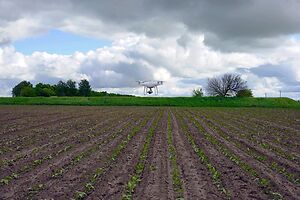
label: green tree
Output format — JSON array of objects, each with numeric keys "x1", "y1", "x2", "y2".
[
  {"x1": 12, "y1": 81, "x2": 33, "y2": 97},
  {"x1": 236, "y1": 89, "x2": 253, "y2": 97},
  {"x1": 35, "y1": 83, "x2": 55, "y2": 97},
  {"x1": 20, "y1": 87, "x2": 36, "y2": 97},
  {"x1": 55, "y1": 81, "x2": 68, "y2": 96},
  {"x1": 192, "y1": 88, "x2": 204, "y2": 97},
  {"x1": 66, "y1": 79, "x2": 78, "y2": 96},
  {"x1": 79, "y1": 79, "x2": 92, "y2": 96}
]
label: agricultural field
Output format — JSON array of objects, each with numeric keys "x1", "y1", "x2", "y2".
[{"x1": 0, "y1": 105, "x2": 299, "y2": 199}]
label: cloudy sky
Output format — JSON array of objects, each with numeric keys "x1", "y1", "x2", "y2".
[{"x1": 1, "y1": 0, "x2": 300, "y2": 98}]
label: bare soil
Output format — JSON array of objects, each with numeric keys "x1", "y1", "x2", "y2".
[{"x1": 0, "y1": 106, "x2": 299, "y2": 200}]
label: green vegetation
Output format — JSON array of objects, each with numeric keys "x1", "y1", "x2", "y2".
[
  {"x1": 167, "y1": 113, "x2": 184, "y2": 199},
  {"x1": 236, "y1": 89, "x2": 253, "y2": 97},
  {"x1": 73, "y1": 113, "x2": 155, "y2": 200},
  {"x1": 176, "y1": 112, "x2": 230, "y2": 198},
  {"x1": 11, "y1": 79, "x2": 132, "y2": 97},
  {"x1": 185, "y1": 111, "x2": 284, "y2": 199},
  {"x1": 192, "y1": 88, "x2": 204, "y2": 97},
  {"x1": 0, "y1": 96, "x2": 299, "y2": 108},
  {"x1": 122, "y1": 112, "x2": 162, "y2": 200},
  {"x1": 193, "y1": 110, "x2": 299, "y2": 186}
]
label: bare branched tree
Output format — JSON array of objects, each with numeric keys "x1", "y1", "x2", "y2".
[{"x1": 206, "y1": 73, "x2": 247, "y2": 97}]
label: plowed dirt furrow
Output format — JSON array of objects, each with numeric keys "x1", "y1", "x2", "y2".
[
  {"x1": 0, "y1": 111, "x2": 64, "y2": 127},
  {"x1": 201, "y1": 111, "x2": 300, "y2": 164},
  {"x1": 133, "y1": 111, "x2": 174, "y2": 200},
  {"x1": 204, "y1": 110, "x2": 300, "y2": 156},
  {"x1": 0, "y1": 108, "x2": 113, "y2": 144},
  {"x1": 0, "y1": 110, "x2": 120, "y2": 160},
  {"x1": 180, "y1": 114, "x2": 270, "y2": 199},
  {"x1": 0, "y1": 111, "x2": 136, "y2": 179},
  {"x1": 82, "y1": 112, "x2": 160, "y2": 200},
  {"x1": 0, "y1": 112, "x2": 88, "y2": 136},
  {"x1": 217, "y1": 110, "x2": 300, "y2": 144},
  {"x1": 190, "y1": 113, "x2": 300, "y2": 199},
  {"x1": 171, "y1": 112, "x2": 223, "y2": 200},
  {"x1": 0, "y1": 109, "x2": 130, "y2": 161},
  {"x1": 0, "y1": 114, "x2": 143, "y2": 199},
  {"x1": 224, "y1": 108, "x2": 300, "y2": 131},
  {"x1": 0, "y1": 106, "x2": 70, "y2": 124},
  {"x1": 87, "y1": 110, "x2": 161, "y2": 199},
  {"x1": 201, "y1": 114, "x2": 300, "y2": 181}
]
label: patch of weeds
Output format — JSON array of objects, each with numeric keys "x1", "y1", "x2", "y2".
[
  {"x1": 74, "y1": 191, "x2": 87, "y2": 200},
  {"x1": 149, "y1": 165, "x2": 156, "y2": 171},
  {"x1": 52, "y1": 168, "x2": 65, "y2": 178},
  {"x1": 0, "y1": 173, "x2": 18, "y2": 185},
  {"x1": 28, "y1": 184, "x2": 44, "y2": 197}
]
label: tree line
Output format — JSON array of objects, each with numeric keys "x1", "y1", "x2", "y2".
[
  {"x1": 192, "y1": 73, "x2": 253, "y2": 97},
  {"x1": 12, "y1": 79, "x2": 131, "y2": 97}
]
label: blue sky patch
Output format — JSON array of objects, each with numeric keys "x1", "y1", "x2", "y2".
[{"x1": 14, "y1": 29, "x2": 112, "y2": 55}]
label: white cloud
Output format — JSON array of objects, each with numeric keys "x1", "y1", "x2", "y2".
[
  {"x1": 1, "y1": 33, "x2": 299, "y2": 98},
  {"x1": 0, "y1": 0, "x2": 300, "y2": 99}
]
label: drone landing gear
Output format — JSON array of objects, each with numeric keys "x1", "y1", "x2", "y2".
[{"x1": 144, "y1": 87, "x2": 158, "y2": 95}]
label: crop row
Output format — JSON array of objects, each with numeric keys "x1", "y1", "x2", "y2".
[
  {"x1": 73, "y1": 111, "x2": 160, "y2": 199},
  {"x1": 25, "y1": 112, "x2": 146, "y2": 199},
  {"x1": 122, "y1": 111, "x2": 163, "y2": 200},
  {"x1": 0, "y1": 111, "x2": 136, "y2": 187},
  {"x1": 196, "y1": 110, "x2": 300, "y2": 185},
  {"x1": 0, "y1": 109, "x2": 128, "y2": 168},
  {"x1": 175, "y1": 111, "x2": 230, "y2": 199},
  {"x1": 0, "y1": 109, "x2": 116, "y2": 157},
  {"x1": 166, "y1": 112, "x2": 184, "y2": 199},
  {"x1": 201, "y1": 109, "x2": 299, "y2": 163},
  {"x1": 215, "y1": 109, "x2": 300, "y2": 148},
  {"x1": 184, "y1": 110, "x2": 284, "y2": 199}
]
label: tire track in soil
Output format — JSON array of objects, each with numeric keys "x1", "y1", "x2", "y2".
[
  {"x1": 171, "y1": 111, "x2": 224, "y2": 200},
  {"x1": 180, "y1": 113, "x2": 270, "y2": 200},
  {"x1": 133, "y1": 110, "x2": 174, "y2": 200},
  {"x1": 86, "y1": 112, "x2": 160, "y2": 200},
  {"x1": 189, "y1": 113, "x2": 300, "y2": 199},
  {"x1": 34, "y1": 112, "x2": 157, "y2": 200},
  {"x1": 0, "y1": 113, "x2": 142, "y2": 199}
]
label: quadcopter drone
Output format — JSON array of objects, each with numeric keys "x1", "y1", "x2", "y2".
[{"x1": 137, "y1": 80, "x2": 163, "y2": 95}]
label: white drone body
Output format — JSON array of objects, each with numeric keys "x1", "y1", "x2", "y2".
[{"x1": 137, "y1": 80, "x2": 163, "y2": 95}]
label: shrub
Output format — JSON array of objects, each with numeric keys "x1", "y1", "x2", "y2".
[
  {"x1": 236, "y1": 89, "x2": 253, "y2": 97},
  {"x1": 192, "y1": 88, "x2": 204, "y2": 97},
  {"x1": 20, "y1": 87, "x2": 36, "y2": 97}
]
